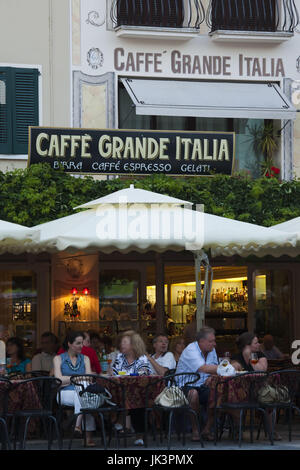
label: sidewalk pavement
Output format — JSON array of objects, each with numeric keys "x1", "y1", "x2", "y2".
[{"x1": 18, "y1": 423, "x2": 300, "y2": 451}]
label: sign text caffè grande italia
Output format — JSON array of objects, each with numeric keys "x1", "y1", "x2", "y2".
[
  {"x1": 29, "y1": 127, "x2": 235, "y2": 176},
  {"x1": 114, "y1": 48, "x2": 285, "y2": 77}
]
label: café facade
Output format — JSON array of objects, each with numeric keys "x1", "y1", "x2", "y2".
[{"x1": 1, "y1": 0, "x2": 300, "y2": 356}]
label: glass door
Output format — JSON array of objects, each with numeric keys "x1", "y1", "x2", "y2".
[{"x1": 254, "y1": 269, "x2": 292, "y2": 353}]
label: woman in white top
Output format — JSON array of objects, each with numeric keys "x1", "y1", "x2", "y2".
[{"x1": 147, "y1": 334, "x2": 176, "y2": 376}]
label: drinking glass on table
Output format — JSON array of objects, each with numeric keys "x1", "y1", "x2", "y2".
[
  {"x1": 250, "y1": 353, "x2": 258, "y2": 365},
  {"x1": 219, "y1": 351, "x2": 230, "y2": 366}
]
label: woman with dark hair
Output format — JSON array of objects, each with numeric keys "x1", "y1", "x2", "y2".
[
  {"x1": 231, "y1": 332, "x2": 282, "y2": 440},
  {"x1": 53, "y1": 330, "x2": 96, "y2": 447},
  {"x1": 6, "y1": 337, "x2": 31, "y2": 375},
  {"x1": 57, "y1": 330, "x2": 101, "y2": 374},
  {"x1": 231, "y1": 332, "x2": 267, "y2": 372}
]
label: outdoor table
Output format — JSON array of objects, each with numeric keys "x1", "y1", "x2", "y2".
[
  {"x1": 2, "y1": 380, "x2": 42, "y2": 435},
  {"x1": 205, "y1": 373, "x2": 268, "y2": 409},
  {"x1": 96, "y1": 375, "x2": 165, "y2": 409},
  {"x1": 8, "y1": 380, "x2": 42, "y2": 413}
]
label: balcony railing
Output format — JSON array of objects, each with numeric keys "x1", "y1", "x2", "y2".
[
  {"x1": 110, "y1": 0, "x2": 205, "y2": 30},
  {"x1": 206, "y1": 0, "x2": 300, "y2": 33}
]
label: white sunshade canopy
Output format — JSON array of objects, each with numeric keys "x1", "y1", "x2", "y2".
[
  {"x1": 0, "y1": 220, "x2": 38, "y2": 254},
  {"x1": 75, "y1": 184, "x2": 193, "y2": 209},
  {"x1": 271, "y1": 217, "x2": 300, "y2": 256},
  {"x1": 121, "y1": 78, "x2": 297, "y2": 120},
  {"x1": 28, "y1": 186, "x2": 297, "y2": 256}
]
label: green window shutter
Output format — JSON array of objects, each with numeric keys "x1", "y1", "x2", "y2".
[
  {"x1": 12, "y1": 68, "x2": 39, "y2": 154},
  {"x1": 0, "y1": 68, "x2": 13, "y2": 154}
]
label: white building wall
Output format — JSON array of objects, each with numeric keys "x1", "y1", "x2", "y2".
[
  {"x1": 71, "y1": 0, "x2": 300, "y2": 180},
  {"x1": 0, "y1": 0, "x2": 71, "y2": 171}
]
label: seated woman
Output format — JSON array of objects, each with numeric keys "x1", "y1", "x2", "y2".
[
  {"x1": 53, "y1": 330, "x2": 96, "y2": 447},
  {"x1": 231, "y1": 332, "x2": 267, "y2": 372},
  {"x1": 170, "y1": 336, "x2": 185, "y2": 365},
  {"x1": 112, "y1": 330, "x2": 151, "y2": 446},
  {"x1": 231, "y1": 332, "x2": 281, "y2": 440},
  {"x1": 6, "y1": 337, "x2": 31, "y2": 376},
  {"x1": 112, "y1": 330, "x2": 151, "y2": 377}
]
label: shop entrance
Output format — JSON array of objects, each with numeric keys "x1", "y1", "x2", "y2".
[{"x1": 146, "y1": 264, "x2": 248, "y2": 354}]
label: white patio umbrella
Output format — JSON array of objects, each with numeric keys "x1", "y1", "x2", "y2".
[
  {"x1": 271, "y1": 217, "x2": 300, "y2": 256},
  {"x1": 29, "y1": 184, "x2": 297, "y2": 328},
  {"x1": 29, "y1": 184, "x2": 297, "y2": 256},
  {"x1": 0, "y1": 219, "x2": 38, "y2": 254}
]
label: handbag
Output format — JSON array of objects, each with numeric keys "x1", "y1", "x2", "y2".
[
  {"x1": 74, "y1": 381, "x2": 116, "y2": 409},
  {"x1": 258, "y1": 383, "x2": 290, "y2": 405},
  {"x1": 217, "y1": 360, "x2": 236, "y2": 377},
  {"x1": 154, "y1": 385, "x2": 189, "y2": 408}
]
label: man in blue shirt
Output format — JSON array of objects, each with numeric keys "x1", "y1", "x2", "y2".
[{"x1": 176, "y1": 326, "x2": 218, "y2": 441}]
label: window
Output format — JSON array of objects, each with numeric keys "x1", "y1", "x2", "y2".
[
  {"x1": 0, "y1": 67, "x2": 39, "y2": 155},
  {"x1": 254, "y1": 269, "x2": 292, "y2": 353},
  {"x1": 118, "y1": 82, "x2": 268, "y2": 178}
]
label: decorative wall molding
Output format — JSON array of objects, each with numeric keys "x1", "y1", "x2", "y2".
[
  {"x1": 282, "y1": 78, "x2": 294, "y2": 181},
  {"x1": 73, "y1": 71, "x2": 116, "y2": 128},
  {"x1": 87, "y1": 48, "x2": 104, "y2": 69},
  {"x1": 86, "y1": 10, "x2": 105, "y2": 27}
]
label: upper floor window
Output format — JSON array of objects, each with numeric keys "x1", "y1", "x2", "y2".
[
  {"x1": 207, "y1": 0, "x2": 300, "y2": 34},
  {"x1": 0, "y1": 67, "x2": 39, "y2": 155},
  {"x1": 111, "y1": 0, "x2": 205, "y2": 30}
]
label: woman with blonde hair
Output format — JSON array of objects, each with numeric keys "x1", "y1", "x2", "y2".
[
  {"x1": 112, "y1": 330, "x2": 151, "y2": 446},
  {"x1": 112, "y1": 330, "x2": 151, "y2": 376}
]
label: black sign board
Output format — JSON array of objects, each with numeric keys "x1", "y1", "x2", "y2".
[{"x1": 28, "y1": 127, "x2": 235, "y2": 176}]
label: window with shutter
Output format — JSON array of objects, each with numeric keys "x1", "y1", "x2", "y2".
[
  {"x1": 0, "y1": 68, "x2": 12, "y2": 154},
  {"x1": 0, "y1": 67, "x2": 39, "y2": 155}
]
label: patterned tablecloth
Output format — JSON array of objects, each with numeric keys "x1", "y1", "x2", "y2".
[
  {"x1": 205, "y1": 373, "x2": 269, "y2": 409},
  {"x1": 7, "y1": 380, "x2": 42, "y2": 414},
  {"x1": 0, "y1": 380, "x2": 42, "y2": 435},
  {"x1": 96, "y1": 375, "x2": 165, "y2": 410}
]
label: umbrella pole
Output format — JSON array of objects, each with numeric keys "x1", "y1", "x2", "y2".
[{"x1": 194, "y1": 250, "x2": 213, "y2": 331}]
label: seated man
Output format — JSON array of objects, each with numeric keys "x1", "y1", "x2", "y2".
[
  {"x1": 176, "y1": 326, "x2": 218, "y2": 441},
  {"x1": 32, "y1": 331, "x2": 59, "y2": 373},
  {"x1": 147, "y1": 334, "x2": 176, "y2": 376}
]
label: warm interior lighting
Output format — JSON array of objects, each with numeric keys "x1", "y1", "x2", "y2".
[
  {"x1": 71, "y1": 287, "x2": 78, "y2": 295},
  {"x1": 83, "y1": 288, "x2": 90, "y2": 296}
]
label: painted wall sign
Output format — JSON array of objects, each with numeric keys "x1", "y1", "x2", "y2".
[
  {"x1": 114, "y1": 48, "x2": 286, "y2": 77},
  {"x1": 28, "y1": 127, "x2": 235, "y2": 176}
]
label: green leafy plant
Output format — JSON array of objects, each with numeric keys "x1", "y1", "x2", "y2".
[{"x1": 0, "y1": 164, "x2": 299, "y2": 228}]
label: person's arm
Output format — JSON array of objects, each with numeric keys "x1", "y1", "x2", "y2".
[
  {"x1": 198, "y1": 364, "x2": 218, "y2": 375},
  {"x1": 25, "y1": 360, "x2": 32, "y2": 373},
  {"x1": 231, "y1": 361, "x2": 243, "y2": 371},
  {"x1": 253, "y1": 356, "x2": 267, "y2": 372},
  {"x1": 243, "y1": 347, "x2": 268, "y2": 372},
  {"x1": 84, "y1": 355, "x2": 92, "y2": 375},
  {"x1": 53, "y1": 355, "x2": 71, "y2": 386},
  {"x1": 146, "y1": 354, "x2": 168, "y2": 376}
]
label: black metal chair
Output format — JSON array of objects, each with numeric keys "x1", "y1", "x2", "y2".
[
  {"x1": 0, "y1": 377, "x2": 12, "y2": 450},
  {"x1": 67, "y1": 374, "x2": 127, "y2": 450},
  {"x1": 257, "y1": 369, "x2": 300, "y2": 442},
  {"x1": 9, "y1": 376, "x2": 62, "y2": 450},
  {"x1": 28, "y1": 370, "x2": 50, "y2": 377},
  {"x1": 144, "y1": 372, "x2": 204, "y2": 450},
  {"x1": 212, "y1": 371, "x2": 271, "y2": 447}
]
